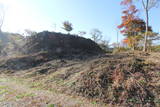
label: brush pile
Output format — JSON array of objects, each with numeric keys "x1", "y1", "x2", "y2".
[{"x1": 73, "y1": 57, "x2": 155, "y2": 106}]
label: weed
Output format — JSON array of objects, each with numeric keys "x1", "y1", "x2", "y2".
[
  {"x1": 157, "y1": 72, "x2": 160, "y2": 76},
  {"x1": 30, "y1": 82, "x2": 42, "y2": 88},
  {"x1": 0, "y1": 89, "x2": 9, "y2": 95},
  {"x1": 138, "y1": 79, "x2": 146, "y2": 85},
  {"x1": 16, "y1": 92, "x2": 35, "y2": 99},
  {"x1": 0, "y1": 86, "x2": 8, "y2": 89},
  {"x1": 47, "y1": 104, "x2": 55, "y2": 107},
  {"x1": 91, "y1": 101, "x2": 97, "y2": 105},
  {"x1": 0, "y1": 78, "x2": 8, "y2": 82},
  {"x1": 127, "y1": 98, "x2": 139, "y2": 103}
]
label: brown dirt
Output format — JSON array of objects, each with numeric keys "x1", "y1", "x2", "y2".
[
  {"x1": 0, "y1": 52, "x2": 160, "y2": 107},
  {"x1": 0, "y1": 75, "x2": 107, "y2": 107}
]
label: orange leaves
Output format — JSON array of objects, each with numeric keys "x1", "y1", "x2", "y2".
[
  {"x1": 122, "y1": 35, "x2": 143, "y2": 49},
  {"x1": 118, "y1": 0, "x2": 139, "y2": 35},
  {"x1": 129, "y1": 5, "x2": 138, "y2": 13},
  {"x1": 118, "y1": 0, "x2": 153, "y2": 50},
  {"x1": 118, "y1": 1, "x2": 151, "y2": 36},
  {"x1": 121, "y1": 0, "x2": 133, "y2": 5},
  {"x1": 117, "y1": 24, "x2": 124, "y2": 29},
  {"x1": 123, "y1": 38, "x2": 129, "y2": 44}
]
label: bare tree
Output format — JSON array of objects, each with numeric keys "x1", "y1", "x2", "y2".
[
  {"x1": 99, "y1": 40, "x2": 110, "y2": 51},
  {"x1": 90, "y1": 29, "x2": 102, "y2": 43},
  {"x1": 140, "y1": 0, "x2": 159, "y2": 51},
  {"x1": 0, "y1": 4, "x2": 5, "y2": 32},
  {"x1": 24, "y1": 29, "x2": 37, "y2": 36},
  {"x1": 78, "y1": 31, "x2": 86, "y2": 37}
]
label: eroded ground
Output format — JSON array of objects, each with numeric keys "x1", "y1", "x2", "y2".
[{"x1": 0, "y1": 52, "x2": 160, "y2": 107}]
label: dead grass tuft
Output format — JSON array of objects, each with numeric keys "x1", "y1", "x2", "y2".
[{"x1": 73, "y1": 57, "x2": 155, "y2": 106}]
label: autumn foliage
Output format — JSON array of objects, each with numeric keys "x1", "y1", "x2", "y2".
[
  {"x1": 118, "y1": 0, "x2": 152, "y2": 50},
  {"x1": 118, "y1": 0, "x2": 140, "y2": 34}
]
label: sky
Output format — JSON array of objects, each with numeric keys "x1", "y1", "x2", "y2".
[{"x1": 0, "y1": 0, "x2": 160, "y2": 43}]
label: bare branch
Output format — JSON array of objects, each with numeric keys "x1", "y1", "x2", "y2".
[
  {"x1": 0, "y1": 4, "x2": 5, "y2": 32},
  {"x1": 142, "y1": 0, "x2": 146, "y2": 9}
]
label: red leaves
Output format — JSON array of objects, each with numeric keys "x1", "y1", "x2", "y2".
[
  {"x1": 118, "y1": 0, "x2": 139, "y2": 35},
  {"x1": 121, "y1": 0, "x2": 132, "y2": 5},
  {"x1": 122, "y1": 10, "x2": 129, "y2": 14},
  {"x1": 117, "y1": 24, "x2": 124, "y2": 29},
  {"x1": 123, "y1": 38, "x2": 129, "y2": 44}
]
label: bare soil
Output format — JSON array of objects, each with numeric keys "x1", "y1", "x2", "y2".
[{"x1": 0, "y1": 52, "x2": 160, "y2": 107}]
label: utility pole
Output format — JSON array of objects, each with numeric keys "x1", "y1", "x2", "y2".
[{"x1": 116, "y1": 28, "x2": 119, "y2": 48}]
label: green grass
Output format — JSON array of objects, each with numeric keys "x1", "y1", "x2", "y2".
[
  {"x1": 138, "y1": 79, "x2": 146, "y2": 85},
  {"x1": 91, "y1": 101, "x2": 97, "y2": 105},
  {"x1": 0, "y1": 78, "x2": 8, "y2": 82},
  {"x1": 47, "y1": 104, "x2": 55, "y2": 107},
  {"x1": 0, "y1": 89, "x2": 9, "y2": 95},
  {"x1": 16, "y1": 92, "x2": 36, "y2": 99},
  {"x1": 0, "y1": 85, "x2": 9, "y2": 95},
  {"x1": 0, "y1": 86, "x2": 8, "y2": 89},
  {"x1": 30, "y1": 82, "x2": 43, "y2": 88}
]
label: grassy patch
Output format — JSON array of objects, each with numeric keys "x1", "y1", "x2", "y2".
[
  {"x1": 0, "y1": 85, "x2": 8, "y2": 89},
  {"x1": 16, "y1": 92, "x2": 36, "y2": 99},
  {"x1": 0, "y1": 86, "x2": 9, "y2": 95},
  {"x1": 0, "y1": 78, "x2": 8, "y2": 82},
  {"x1": 0, "y1": 89, "x2": 9, "y2": 95},
  {"x1": 47, "y1": 104, "x2": 55, "y2": 107},
  {"x1": 30, "y1": 82, "x2": 43, "y2": 88},
  {"x1": 91, "y1": 101, "x2": 97, "y2": 105}
]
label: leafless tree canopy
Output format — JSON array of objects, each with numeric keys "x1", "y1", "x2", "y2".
[
  {"x1": 140, "y1": 0, "x2": 160, "y2": 51},
  {"x1": 90, "y1": 29, "x2": 102, "y2": 43},
  {"x1": 141, "y1": 0, "x2": 159, "y2": 10},
  {"x1": 0, "y1": 4, "x2": 5, "y2": 32}
]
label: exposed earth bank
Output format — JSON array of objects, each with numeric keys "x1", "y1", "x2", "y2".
[
  {"x1": 0, "y1": 32, "x2": 160, "y2": 107},
  {"x1": 0, "y1": 52, "x2": 160, "y2": 107}
]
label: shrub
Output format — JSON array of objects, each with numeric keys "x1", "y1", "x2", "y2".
[{"x1": 113, "y1": 47, "x2": 130, "y2": 53}]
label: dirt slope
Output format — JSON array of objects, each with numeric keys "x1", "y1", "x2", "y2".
[
  {"x1": 0, "y1": 32, "x2": 25, "y2": 56},
  {"x1": 23, "y1": 31, "x2": 104, "y2": 58},
  {"x1": 0, "y1": 75, "x2": 107, "y2": 107},
  {"x1": 0, "y1": 52, "x2": 160, "y2": 107}
]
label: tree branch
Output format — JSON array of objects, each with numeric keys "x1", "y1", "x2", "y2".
[{"x1": 142, "y1": 0, "x2": 146, "y2": 9}]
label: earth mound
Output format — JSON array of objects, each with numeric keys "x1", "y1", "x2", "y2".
[
  {"x1": 0, "y1": 32, "x2": 25, "y2": 56},
  {"x1": 23, "y1": 31, "x2": 104, "y2": 58},
  {"x1": 0, "y1": 31, "x2": 104, "y2": 71},
  {"x1": 0, "y1": 51, "x2": 159, "y2": 106}
]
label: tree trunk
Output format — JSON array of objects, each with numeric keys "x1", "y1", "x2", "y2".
[
  {"x1": 143, "y1": 0, "x2": 149, "y2": 52},
  {"x1": 143, "y1": 9, "x2": 149, "y2": 52}
]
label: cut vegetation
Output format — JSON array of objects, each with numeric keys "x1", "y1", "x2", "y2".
[{"x1": 0, "y1": 31, "x2": 160, "y2": 107}]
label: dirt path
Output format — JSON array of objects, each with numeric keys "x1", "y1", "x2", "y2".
[{"x1": 0, "y1": 75, "x2": 107, "y2": 107}]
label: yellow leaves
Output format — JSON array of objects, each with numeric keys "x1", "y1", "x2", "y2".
[{"x1": 123, "y1": 35, "x2": 142, "y2": 49}]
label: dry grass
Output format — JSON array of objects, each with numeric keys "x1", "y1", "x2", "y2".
[{"x1": 0, "y1": 52, "x2": 160, "y2": 106}]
